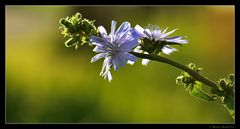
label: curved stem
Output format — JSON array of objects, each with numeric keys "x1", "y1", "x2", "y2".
[{"x1": 130, "y1": 52, "x2": 218, "y2": 89}]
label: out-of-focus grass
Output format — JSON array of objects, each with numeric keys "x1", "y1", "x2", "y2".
[{"x1": 6, "y1": 6, "x2": 234, "y2": 123}]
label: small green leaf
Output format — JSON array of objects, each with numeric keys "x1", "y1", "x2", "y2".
[
  {"x1": 196, "y1": 67, "x2": 203, "y2": 72},
  {"x1": 223, "y1": 95, "x2": 234, "y2": 119},
  {"x1": 65, "y1": 38, "x2": 75, "y2": 47},
  {"x1": 176, "y1": 75, "x2": 184, "y2": 85},
  {"x1": 219, "y1": 79, "x2": 227, "y2": 90},
  {"x1": 188, "y1": 63, "x2": 195, "y2": 68},
  {"x1": 64, "y1": 36, "x2": 80, "y2": 47},
  {"x1": 228, "y1": 74, "x2": 234, "y2": 83},
  {"x1": 60, "y1": 18, "x2": 72, "y2": 29},
  {"x1": 189, "y1": 81, "x2": 215, "y2": 101}
]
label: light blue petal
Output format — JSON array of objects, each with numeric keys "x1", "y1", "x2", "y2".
[
  {"x1": 130, "y1": 28, "x2": 141, "y2": 38},
  {"x1": 117, "y1": 28, "x2": 140, "y2": 47},
  {"x1": 100, "y1": 56, "x2": 111, "y2": 76},
  {"x1": 125, "y1": 53, "x2": 138, "y2": 62},
  {"x1": 107, "y1": 70, "x2": 112, "y2": 82},
  {"x1": 90, "y1": 36, "x2": 114, "y2": 48},
  {"x1": 142, "y1": 59, "x2": 150, "y2": 66},
  {"x1": 160, "y1": 28, "x2": 177, "y2": 38},
  {"x1": 115, "y1": 52, "x2": 127, "y2": 67},
  {"x1": 164, "y1": 36, "x2": 181, "y2": 39},
  {"x1": 115, "y1": 21, "x2": 131, "y2": 43},
  {"x1": 101, "y1": 57, "x2": 112, "y2": 82},
  {"x1": 98, "y1": 26, "x2": 108, "y2": 38},
  {"x1": 115, "y1": 21, "x2": 131, "y2": 35},
  {"x1": 119, "y1": 38, "x2": 139, "y2": 52},
  {"x1": 117, "y1": 33, "x2": 130, "y2": 46},
  {"x1": 143, "y1": 29, "x2": 152, "y2": 39},
  {"x1": 103, "y1": 36, "x2": 113, "y2": 46},
  {"x1": 110, "y1": 20, "x2": 117, "y2": 36},
  {"x1": 112, "y1": 56, "x2": 119, "y2": 71},
  {"x1": 109, "y1": 20, "x2": 117, "y2": 44},
  {"x1": 116, "y1": 32, "x2": 131, "y2": 46},
  {"x1": 90, "y1": 36, "x2": 106, "y2": 46},
  {"x1": 93, "y1": 46, "x2": 107, "y2": 53},
  {"x1": 164, "y1": 36, "x2": 188, "y2": 44},
  {"x1": 152, "y1": 30, "x2": 162, "y2": 41},
  {"x1": 127, "y1": 60, "x2": 135, "y2": 65},
  {"x1": 102, "y1": 60, "x2": 112, "y2": 82},
  {"x1": 91, "y1": 53, "x2": 107, "y2": 63},
  {"x1": 134, "y1": 24, "x2": 146, "y2": 38},
  {"x1": 162, "y1": 45, "x2": 177, "y2": 54}
]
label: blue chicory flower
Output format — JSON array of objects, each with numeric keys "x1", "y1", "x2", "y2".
[
  {"x1": 90, "y1": 20, "x2": 140, "y2": 82},
  {"x1": 134, "y1": 24, "x2": 188, "y2": 66}
]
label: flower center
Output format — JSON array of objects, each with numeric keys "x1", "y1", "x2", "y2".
[
  {"x1": 106, "y1": 42, "x2": 119, "y2": 56},
  {"x1": 110, "y1": 45, "x2": 119, "y2": 55}
]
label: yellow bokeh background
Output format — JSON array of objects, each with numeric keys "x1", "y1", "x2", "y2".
[{"x1": 6, "y1": 6, "x2": 234, "y2": 123}]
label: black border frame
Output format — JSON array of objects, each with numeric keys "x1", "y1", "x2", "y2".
[{"x1": 1, "y1": 0, "x2": 239, "y2": 128}]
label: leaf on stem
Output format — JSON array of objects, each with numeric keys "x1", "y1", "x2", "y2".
[
  {"x1": 223, "y1": 95, "x2": 234, "y2": 119},
  {"x1": 189, "y1": 81, "x2": 215, "y2": 101}
]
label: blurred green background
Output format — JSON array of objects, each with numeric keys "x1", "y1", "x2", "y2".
[{"x1": 6, "y1": 6, "x2": 234, "y2": 123}]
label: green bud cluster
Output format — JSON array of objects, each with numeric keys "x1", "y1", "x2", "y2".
[
  {"x1": 211, "y1": 74, "x2": 234, "y2": 99},
  {"x1": 210, "y1": 74, "x2": 235, "y2": 118},
  {"x1": 59, "y1": 12, "x2": 99, "y2": 50},
  {"x1": 176, "y1": 63, "x2": 203, "y2": 92}
]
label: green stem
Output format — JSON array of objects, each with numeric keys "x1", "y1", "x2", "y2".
[{"x1": 130, "y1": 52, "x2": 218, "y2": 89}]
